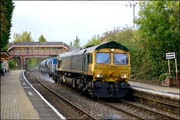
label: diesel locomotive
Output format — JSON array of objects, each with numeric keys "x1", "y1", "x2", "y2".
[{"x1": 51, "y1": 41, "x2": 131, "y2": 98}]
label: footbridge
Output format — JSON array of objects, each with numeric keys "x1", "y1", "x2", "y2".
[{"x1": 8, "y1": 42, "x2": 69, "y2": 69}]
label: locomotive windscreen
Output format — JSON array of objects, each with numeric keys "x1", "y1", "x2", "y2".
[
  {"x1": 114, "y1": 53, "x2": 128, "y2": 65},
  {"x1": 96, "y1": 52, "x2": 110, "y2": 64}
]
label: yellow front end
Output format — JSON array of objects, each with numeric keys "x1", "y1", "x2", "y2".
[{"x1": 91, "y1": 48, "x2": 131, "y2": 82}]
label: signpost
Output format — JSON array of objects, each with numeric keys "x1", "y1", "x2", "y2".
[
  {"x1": 166, "y1": 52, "x2": 175, "y2": 59},
  {"x1": 166, "y1": 52, "x2": 178, "y2": 85}
]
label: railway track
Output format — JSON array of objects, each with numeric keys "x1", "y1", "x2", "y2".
[
  {"x1": 29, "y1": 76, "x2": 96, "y2": 120},
  {"x1": 26, "y1": 71, "x2": 179, "y2": 120},
  {"x1": 121, "y1": 100, "x2": 179, "y2": 120},
  {"x1": 98, "y1": 100, "x2": 179, "y2": 120}
]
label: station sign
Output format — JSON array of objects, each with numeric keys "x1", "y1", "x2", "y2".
[
  {"x1": 166, "y1": 52, "x2": 175, "y2": 59},
  {"x1": 165, "y1": 52, "x2": 178, "y2": 85}
]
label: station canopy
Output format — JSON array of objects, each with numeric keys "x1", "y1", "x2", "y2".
[{"x1": 0, "y1": 51, "x2": 10, "y2": 61}]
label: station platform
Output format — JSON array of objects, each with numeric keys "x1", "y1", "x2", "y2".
[
  {"x1": 129, "y1": 81, "x2": 180, "y2": 99},
  {"x1": 1, "y1": 70, "x2": 64, "y2": 120},
  {"x1": 1, "y1": 70, "x2": 39, "y2": 119}
]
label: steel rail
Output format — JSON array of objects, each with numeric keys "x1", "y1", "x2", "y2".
[
  {"x1": 34, "y1": 78, "x2": 96, "y2": 120},
  {"x1": 134, "y1": 93, "x2": 180, "y2": 107},
  {"x1": 98, "y1": 100, "x2": 144, "y2": 120},
  {"x1": 99, "y1": 100, "x2": 179, "y2": 120},
  {"x1": 121, "y1": 100, "x2": 179, "y2": 120}
]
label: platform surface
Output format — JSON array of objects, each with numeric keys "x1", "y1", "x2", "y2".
[
  {"x1": 1, "y1": 70, "x2": 40, "y2": 119},
  {"x1": 20, "y1": 71, "x2": 61, "y2": 120},
  {"x1": 129, "y1": 81, "x2": 180, "y2": 99}
]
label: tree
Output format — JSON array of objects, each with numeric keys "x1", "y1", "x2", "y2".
[
  {"x1": 13, "y1": 31, "x2": 34, "y2": 42},
  {"x1": 73, "y1": 36, "x2": 80, "y2": 47},
  {"x1": 8, "y1": 59, "x2": 16, "y2": 68},
  {"x1": 0, "y1": 0, "x2": 14, "y2": 50},
  {"x1": 85, "y1": 35, "x2": 101, "y2": 47},
  {"x1": 135, "y1": 1, "x2": 180, "y2": 77},
  {"x1": 70, "y1": 41, "x2": 72, "y2": 46},
  {"x1": 38, "y1": 35, "x2": 47, "y2": 42}
]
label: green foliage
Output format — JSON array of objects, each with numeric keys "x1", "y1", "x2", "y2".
[
  {"x1": 38, "y1": 35, "x2": 47, "y2": 42},
  {"x1": 85, "y1": 35, "x2": 101, "y2": 47},
  {"x1": 13, "y1": 31, "x2": 34, "y2": 42},
  {"x1": 27, "y1": 58, "x2": 43, "y2": 69},
  {"x1": 0, "y1": 0, "x2": 14, "y2": 50},
  {"x1": 73, "y1": 36, "x2": 80, "y2": 47},
  {"x1": 159, "y1": 73, "x2": 171, "y2": 81},
  {"x1": 135, "y1": 1, "x2": 180, "y2": 78},
  {"x1": 104, "y1": 29, "x2": 134, "y2": 45},
  {"x1": 8, "y1": 59, "x2": 16, "y2": 68},
  {"x1": 166, "y1": 75, "x2": 175, "y2": 80}
]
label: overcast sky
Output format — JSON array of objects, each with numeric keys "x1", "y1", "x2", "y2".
[{"x1": 10, "y1": 1, "x2": 139, "y2": 46}]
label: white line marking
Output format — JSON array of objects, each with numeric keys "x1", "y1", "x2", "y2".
[
  {"x1": 132, "y1": 87, "x2": 180, "y2": 100},
  {"x1": 23, "y1": 71, "x2": 66, "y2": 120},
  {"x1": 28, "y1": 92, "x2": 33, "y2": 96}
]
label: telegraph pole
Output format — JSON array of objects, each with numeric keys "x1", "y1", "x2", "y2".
[
  {"x1": 133, "y1": 0, "x2": 136, "y2": 30},
  {"x1": 126, "y1": 1, "x2": 137, "y2": 30}
]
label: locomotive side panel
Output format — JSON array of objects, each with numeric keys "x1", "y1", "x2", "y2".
[
  {"x1": 83, "y1": 54, "x2": 88, "y2": 73},
  {"x1": 71, "y1": 55, "x2": 83, "y2": 73},
  {"x1": 61, "y1": 56, "x2": 71, "y2": 71}
]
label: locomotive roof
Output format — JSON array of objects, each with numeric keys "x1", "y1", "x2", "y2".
[{"x1": 59, "y1": 41, "x2": 129, "y2": 58}]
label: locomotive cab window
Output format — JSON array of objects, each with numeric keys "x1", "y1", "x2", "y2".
[
  {"x1": 96, "y1": 52, "x2": 110, "y2": 64},
  {"x1": 114, "y1": 53, "x2": 128, "y2": 65}
]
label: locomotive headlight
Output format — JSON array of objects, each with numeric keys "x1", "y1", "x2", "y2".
[
  {"x1": 121, "y1": 75, "x2": 127, "y2": 79},
  {"x1": 110, "y1": 49, "x2": 114, "y2": 52},
  {"x1": 97, "y1": 74, "x2": 103, "y2": 78}
]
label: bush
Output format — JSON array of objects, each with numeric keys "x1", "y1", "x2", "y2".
[
  {"x1": 166, "y1": 75, "x2": 175, "y2": 80},
  {"x1": 159, "y1": 73, "x2": 171, "y2": 81},
  {"x1": 8, "y1": 59, "x2": 16, "y2": 68}
]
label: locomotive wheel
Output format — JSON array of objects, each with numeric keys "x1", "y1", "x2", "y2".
[
  {"x1": 55, "y1": 77, "x2": 57, "y2": 83},
  {"x1": 89, "y1": 89, "x2": 97, "y2": 100},
  {"x1": 72, "y1": 80, "x2": 76, "y2": 88}
]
